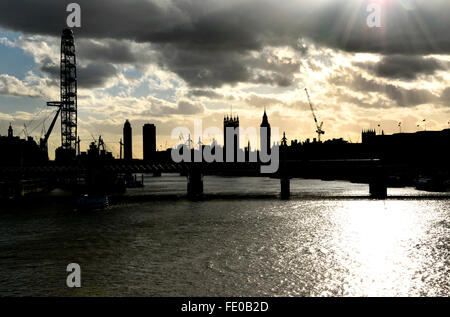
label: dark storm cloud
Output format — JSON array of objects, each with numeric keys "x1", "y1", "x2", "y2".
[
  {"x1": 142, "y1": 100, "x2": 204, "y2": 117},
  {"x1": 2, "y1": 1, "x2": 450, "y2": 87},
  {"x1": 2, "y1": 1, "x2": 450, "y2": 53},
  {"x1": 355, "y1": 55, "x2": 446, "y2": 80},
  {"x1": 331, "y1": 73, "x2": 439, "y2": 107},
  {"x1": 39, "y1": 56, "x2": 118, "y2": 88},
  {"x1": 189, "y1": 90, "x2": 224, "y2": 99},
  {"x1": 77, "y1": 39, "x2": 140, "y2": 64},
  {"x1": 299, "y1": 0, "x2": 450, "y2": 55},
  {"x1": 77, "y1": 63, "x2": 117, "y2": 88},
  {"x1": 158, "y1": 46, "x2": 251, "y2": 87},
  {"x1": 39, "y1": 57, "x2": 59, "y2": 78},
  {"x1": 156, "y1": 43, "x2": 300, "y2": 87},
  {"x1": 76, "y1": 39, "x2": 157, "y2": 65}
]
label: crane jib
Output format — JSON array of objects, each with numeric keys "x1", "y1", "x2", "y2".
[{"x1": 304, "y1": 88, "x2": 325, "y2": 142}]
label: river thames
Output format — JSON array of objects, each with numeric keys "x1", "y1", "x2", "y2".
[{"x1": 0, "y1": 176, "x2": 448, "y2": 296}]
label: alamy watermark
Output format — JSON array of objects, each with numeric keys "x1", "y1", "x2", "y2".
[
  {"x1": 66, "y1": 3, "x2": 81, "y2": 28},
  {"x1": 66, "y1": 263, "x2": 81, "y2": 287},
  {"x1": 367, "y1": 2, "x2": 382, "y2": 28},
  {"x1": 170, "y1": 120, "x2": 280, "y2": 174}
]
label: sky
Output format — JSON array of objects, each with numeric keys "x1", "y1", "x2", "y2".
[{"x1": 1, "y1": 0, "x2": 450, "y2": 159}]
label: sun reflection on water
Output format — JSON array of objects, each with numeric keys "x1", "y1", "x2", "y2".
[{"x1": 328, "y1": 200, "x2": 431, "y2": 296}]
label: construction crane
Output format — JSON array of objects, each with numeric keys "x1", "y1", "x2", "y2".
[
  {"x1": 98, "y1": 135, "x2": 105, "y2": 152},
  {"x1": 76, "y1": 136, "x2": 81, "y2": 156},
  {"x1": 39, "y1": 107, "x2": 62, "y2": 156},
  {"x1": 304, "y1": 88, "x2": 325, "y2": 142},
  {"x1": 23, "y1": 123, "x2": 29, "y2": 139}
]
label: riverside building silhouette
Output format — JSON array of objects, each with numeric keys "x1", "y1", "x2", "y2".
[
  {"x1": 143, "y1": 123, "x2": 156, "y2": 161},
  {"x1": 123, "y1": 120, "x2": 132, "y2": 160},
  {"x1": 223, "y1": 115, "x2": 239, "y2": 162}
]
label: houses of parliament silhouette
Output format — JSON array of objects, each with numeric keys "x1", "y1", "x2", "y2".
[{"x1": 109, "y1": 111, "x2": 450, "y2": 165}]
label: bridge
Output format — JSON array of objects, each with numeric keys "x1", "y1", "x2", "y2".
[{"x1": 0, "y1": 157, "x2": 439, "y2": 200}]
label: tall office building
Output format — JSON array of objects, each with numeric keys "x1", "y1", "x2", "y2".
[
  {"x1": 123, "y1": 120, "x2": 132, "y2": 160},
  {"x1": 260, "y1": 109, "x2": 271, "y2": 154},
  {"x1": 224, "y1": 115, "x2": 239, "y2": 162},
  {"x1": 143, "y1": 123, "x2": 156, "y2": 161}
]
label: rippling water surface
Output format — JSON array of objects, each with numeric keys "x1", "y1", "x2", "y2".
[{"x1": 0, "y1": 176, "x2": 448, "y2": 296}]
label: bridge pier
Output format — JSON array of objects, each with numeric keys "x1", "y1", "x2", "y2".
[
  {"x1": 369, "y1": 172, "x2": 387, "y2": 199},
  {"x1": 187, "y1": 167, "x2": 203, "y2": 200},
  {"x1": 153, "y1": 171, "x2": 161, "y2": 177},
  {"x1": 280, "y1": 177, "x2": 290, "y2": 200}
]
